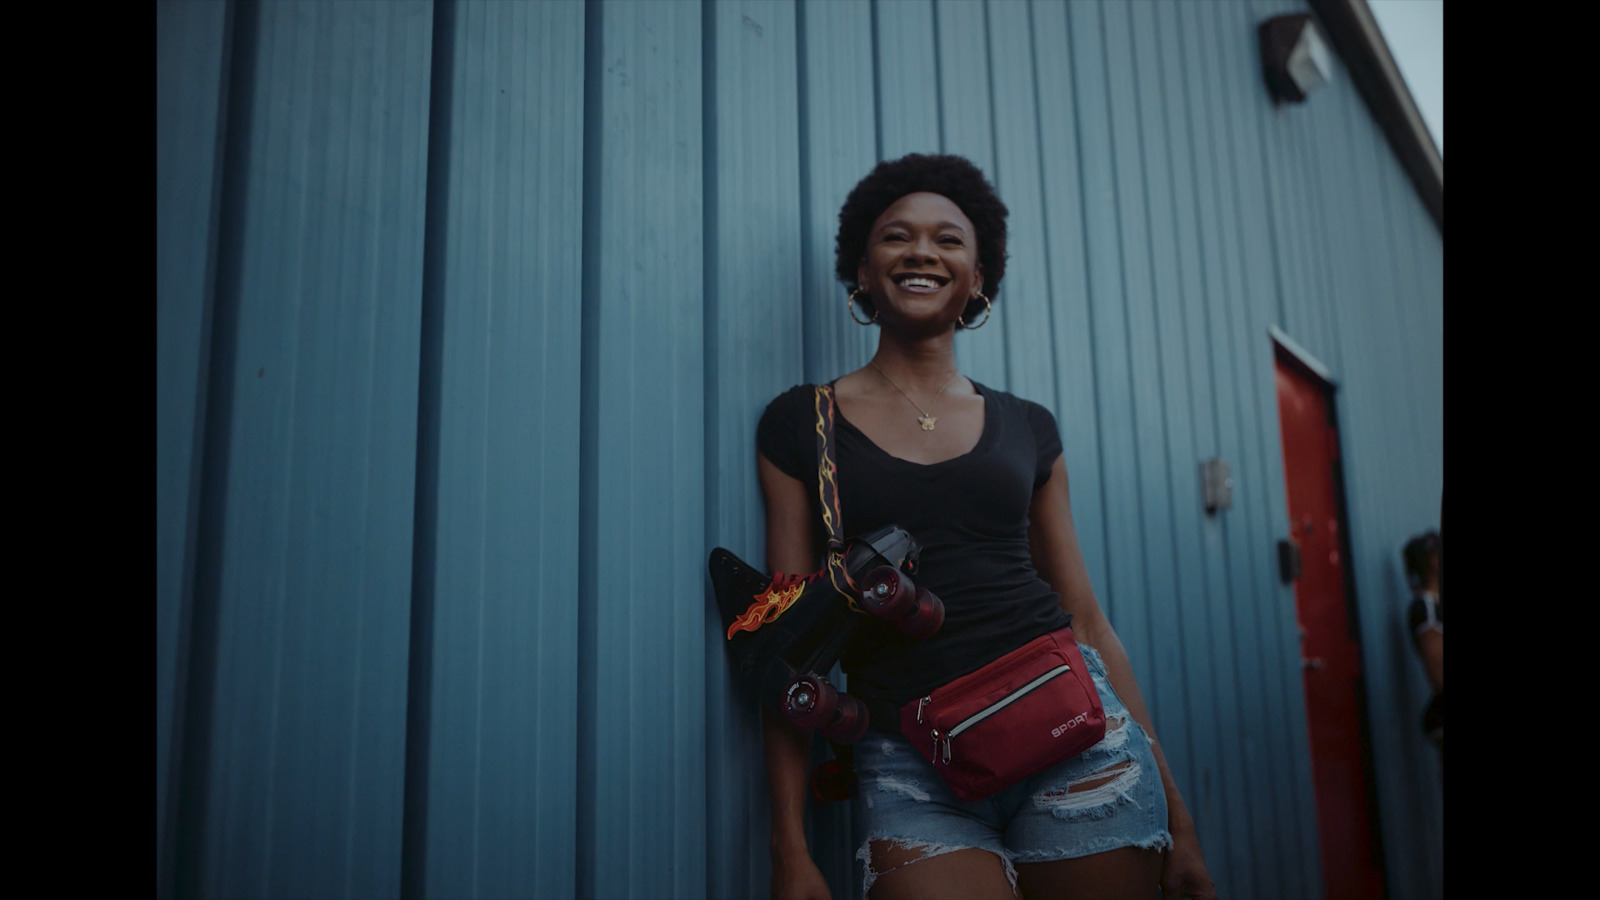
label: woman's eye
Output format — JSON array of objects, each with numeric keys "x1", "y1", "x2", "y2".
[{"x1": 939, "y1": 236, "x2": 964, "y2": 245}]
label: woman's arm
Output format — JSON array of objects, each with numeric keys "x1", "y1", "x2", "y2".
[
  {"x1": 1028, "y1": 455, "x2": 1218, "y2": 900},
  {"x1": 757, "y1": 452, "x2": 833, "y2": 900},
  {"x1": 1416, "y1": 628, "x2": 1443, "y2": 693}
]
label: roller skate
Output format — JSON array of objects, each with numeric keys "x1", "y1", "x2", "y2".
[{"x1": 708, "y1": 524, "x2": 946, "y2": 747}]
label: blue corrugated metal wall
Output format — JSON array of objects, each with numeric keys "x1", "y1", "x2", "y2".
[{"x1": 157, "y1": 1, "x2": 1444, "y2": 898}]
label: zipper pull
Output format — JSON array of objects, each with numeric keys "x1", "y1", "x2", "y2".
[
  {"x1": 928, "y1": 729, "x2": 942, "y2": 765},
  {"x1": 942, "y1": 735, "x2": 951, "y2": 765},
  {"x1": 916, "y1": 696, "x2": 931, "y2": 724}
]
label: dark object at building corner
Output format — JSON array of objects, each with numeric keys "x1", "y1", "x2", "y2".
[{"x1": 1278, "y1": 538, "x2": 1303, "y2": 584}]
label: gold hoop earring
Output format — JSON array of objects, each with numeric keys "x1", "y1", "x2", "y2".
[
  {"x1": 957, "y1": 292, "x2": 992, "y2": 330},
  {"x1": 848, "y1": 287, "x2": 878, "y2": 326}
]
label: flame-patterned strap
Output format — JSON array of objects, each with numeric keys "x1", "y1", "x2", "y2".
[
  {"x1": 814, "y1": 386, "x2": 843, "y2": 546},
  {"x1": 814, "y1": 386, "x2": 861, "y2": 610}
]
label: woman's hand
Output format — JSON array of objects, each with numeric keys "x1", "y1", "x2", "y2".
[
  {"x1": 1161, "y1": 828, "x2": 1218, "y2": 899},
  {"x1": 770, "y1": 850, "x2": 834, "y2": 900}
]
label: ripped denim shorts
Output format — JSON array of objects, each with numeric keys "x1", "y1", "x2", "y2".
[{"x1": 852, "y1": 644, "x2": 1172, "y2": 895}]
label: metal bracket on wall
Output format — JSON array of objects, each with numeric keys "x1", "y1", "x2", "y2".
[{"x1": 1278, "y1": 538, "x2": 1302, "y2": 584}]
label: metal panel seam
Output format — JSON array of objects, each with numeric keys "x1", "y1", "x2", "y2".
[{"x1": 399, "y1": 1, "x2": 455, "y2": 896}]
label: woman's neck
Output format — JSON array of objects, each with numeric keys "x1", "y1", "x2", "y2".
[{"x1": 869, "y1": 330, "x2": 962, "y2": 392}]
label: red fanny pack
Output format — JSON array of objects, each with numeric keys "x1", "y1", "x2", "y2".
[{"x1": 898, "y1": 627, "x2": 1106, "y2": 802}]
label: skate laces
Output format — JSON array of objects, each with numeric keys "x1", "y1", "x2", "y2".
[{"x1": 768, "y1": 570, "x2": 822, "y2": 592}]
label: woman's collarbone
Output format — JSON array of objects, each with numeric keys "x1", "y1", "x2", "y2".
[{"x1": 843, "y1": 391, "x2": 984, "y2": 465}]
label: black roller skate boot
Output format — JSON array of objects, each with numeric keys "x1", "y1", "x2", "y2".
[{"x1": 709, "y1": 523, "x2": 946, "y2": 745}]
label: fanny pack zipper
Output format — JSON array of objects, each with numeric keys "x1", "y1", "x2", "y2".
[{"x1": 919, "y1": 663, "x2": 1072, "y2": 765}]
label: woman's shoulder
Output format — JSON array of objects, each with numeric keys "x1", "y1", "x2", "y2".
[
  {"x1": 974, "y1": 382, "x2": 1059, "y2": 429},
  {"x1": 757, "y1": 384, "x2": 821, "y2": 480},
  {"x1": 761, "y1": 383, "x2": 819, "y2": 421}
]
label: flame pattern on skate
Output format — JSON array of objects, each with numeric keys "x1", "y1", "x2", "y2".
[{"x1": 726, "y1": 579, "x2": 808, "y2": 639}]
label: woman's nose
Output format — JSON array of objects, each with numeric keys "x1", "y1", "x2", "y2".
[{"x1": 906, "y1": 233, "x2": 937, "y2": 261}]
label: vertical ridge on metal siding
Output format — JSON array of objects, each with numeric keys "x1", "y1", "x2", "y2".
[
  {"x1": 579, "y1": 4, "x2": 707, "y2": 897},
  {"x1": 702, "y1": 3, "x2": 806, "y2": 897},
  {"x1": 1147, "y1": 4, "x2": 1241, "y2": 890},
  {"x1": 1065, "y1": 0, "x2": 1136, "y2": 625},
  {"x1": 1184, "y1": 9, "x2": 1296, "y2": 896},
  {"x1": 872, "y1": 0, "x2": 940, "y2": 161},
  {"x1": 1122, "y1": 0, "x2": 1195, "y2": 809},
  {"x1": 1028, "y1": 0, "x2": 1110, "y2": 603},
  {"x1": 1079, "y1": 1, "x2": 1157, "y2": 671},
  {"x1": 798, "y1": 0, "x2": 877, "y2": 383},
  {"x1": 704, "y1": 0, "x2": 803, "y2": 582},
  {"x1": 1301, "y1": 103, "x2": 1346, "y2": 379},
  {"x1": 420, "y1": 3, "x2": 586, "y2": 898},
  {"x1": 400, "y1": 2, "x2": 452, "y2": 893},
  {"x1": 156, "y1": 1, "x2": 231, "y2": 885},
  {"x1": 984, "y1": 0, "x2": 1055, "y2": 406},
  {"x1": 1165, "y1": 6, "x2": 1259, "y2": 893},
  {"x1": 1216, "y1": 7, "x2": 1320, "y2": 894},
  {"x1": 197, "y1": 3, "x2": 433, "y2": 896}
]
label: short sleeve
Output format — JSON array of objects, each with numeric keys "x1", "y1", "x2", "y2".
[
  {"x1": 1027, "y1": 401, "x2": 1064, "y2": 491},
  {"x1": 1408, "y1": 594, "x2": 1442, "y2": 643},
  {"x1": 756, "y1": 385, "x2": 816, "y2": 482}
]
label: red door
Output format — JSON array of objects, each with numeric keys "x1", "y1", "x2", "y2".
[{"x1": 1275, "y1": 351, "x2": 1387, "y2": 900}]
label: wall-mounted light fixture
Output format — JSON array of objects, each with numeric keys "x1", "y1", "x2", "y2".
[
  {"x1": 1201, "y1": 458, "x2": 1233, "y2": 515},
  {"x1": 1259, "y1": 13, "x2": 1334, "y2": 104}
]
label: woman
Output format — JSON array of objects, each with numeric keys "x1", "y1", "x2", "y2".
[
  {"x1": 757, "y1": 154, "x2": 1216, "y2": 900},
  {"x1": 1403, "y1": 531, "x2": 1443, "y2": 751}
]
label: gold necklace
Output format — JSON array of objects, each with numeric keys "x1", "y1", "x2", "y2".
[{"x1": 870, "y1": 362, "x2": 959, "y2": 432}]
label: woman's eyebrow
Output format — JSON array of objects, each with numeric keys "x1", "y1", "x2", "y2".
[{"x1": 876, "y1": 219, "x2": 969, "y2": 235}]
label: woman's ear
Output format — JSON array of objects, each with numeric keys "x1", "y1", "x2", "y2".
[
  {"x1": 972, "y1": 264, "x2": 985, "y2": 298},
  {"x1": 856, "y1": 258, "x2": 870, "y2": 293}
]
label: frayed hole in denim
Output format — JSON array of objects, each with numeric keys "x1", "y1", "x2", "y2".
[
  {"x1": 1093, "y1": 715, "x2": 1130, "y2": 751},
  {"x1": 870, "y1": 777, "x2": 931, "y2": 803},
  {"x1": 1010, "y1": 829, "x2": 1173, "y2": 864},
  {"x1": 1032, "y1": 758, "x2": 1143, "y2": 820},
  {"x1": 857, "y1": 838, "x2": 1017, "y2": 897}
]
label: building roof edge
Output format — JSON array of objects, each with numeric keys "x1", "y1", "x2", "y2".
[{"x1": 1306, "y1": 0, "x2": 1443, "y2": 234}]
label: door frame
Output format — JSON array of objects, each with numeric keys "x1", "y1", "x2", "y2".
[{"x1": 1270, "y1": 326, "x2": 1391, "y2": 899}]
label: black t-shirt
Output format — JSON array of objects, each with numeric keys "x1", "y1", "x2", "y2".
[{"x1": 757, "y1": 381, "x2": 1072, "y2": 705}]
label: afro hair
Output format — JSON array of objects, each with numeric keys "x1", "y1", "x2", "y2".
[
  {"x1": 1403, "y1": 531, "x2": 1441, "y2": 589},
  {"x1": 835, "y1": 154, "x2": 1010, "y2": 307}
]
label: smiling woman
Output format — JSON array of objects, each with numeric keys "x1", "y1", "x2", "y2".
[{"x1": 756, "y1": 154, "x2": 1218, "y2": 900}]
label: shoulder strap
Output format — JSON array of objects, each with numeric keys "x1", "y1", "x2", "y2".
[
  {"x1": 814, "y1": 386, "x2": 860, "y2": 609},
  {"x1": 813, "y1": 385, "x2": 844, "y2": 550}
]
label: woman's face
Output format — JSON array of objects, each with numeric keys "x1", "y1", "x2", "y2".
[{"x1": 856, "y1": 192, "x2": 983, "y2": 334}]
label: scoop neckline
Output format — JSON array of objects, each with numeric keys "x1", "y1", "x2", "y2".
[{"x1": 828, "y1": 378, "x2": 995, "y2": 469}]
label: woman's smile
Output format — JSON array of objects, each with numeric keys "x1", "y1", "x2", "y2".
[{"x1": 890, "y1": 272, "x2": 950, "y2": 294}]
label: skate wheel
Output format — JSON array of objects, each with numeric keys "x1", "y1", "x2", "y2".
[
  {"x1": 895, "y1": 587, "x2": 945, "y2": 639},
  {"x1": 859, "y1": 565, "x2": 916, "y2": 620},
  {"x1": 782, "y1": 674, "x2": 838, "y2": 730},
  {"x1": 810, "y1": 759, "x2": 858, "y2": 803},
  {"x1": 820, "y1": 693, "x2": 870, "y2": 744}
]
